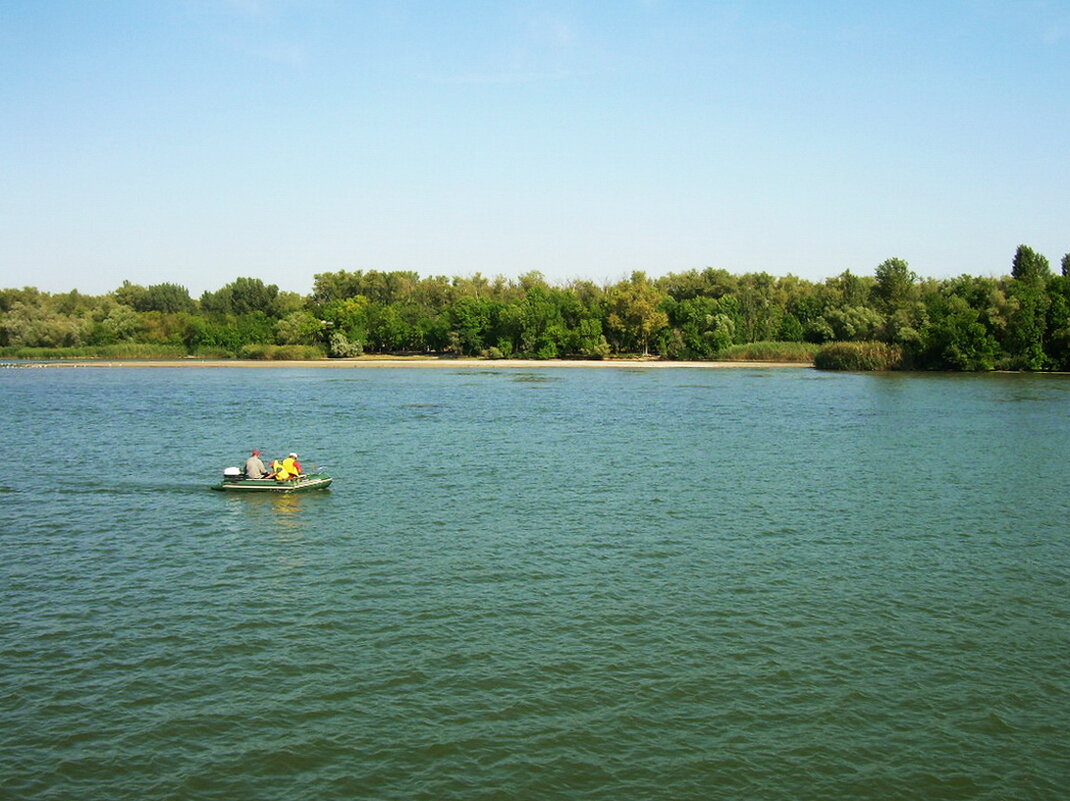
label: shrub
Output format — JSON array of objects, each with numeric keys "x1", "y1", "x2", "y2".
[
  {"x1": 534, "y1": 341, "x2": 558, "y2": 360},
  {"x1": 814, "y1": 341, "x2": 904, "y2": 371},
  {"x1": 582, "y1": 339, "x2": 610, "y2": 359},
  {"x1": 328, "y1": 331, "x2": 363, "y2": 358}
]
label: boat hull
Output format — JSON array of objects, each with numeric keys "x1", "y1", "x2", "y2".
[{"x1": 211, "y1": 474, "x2": 333, "y2": 493}]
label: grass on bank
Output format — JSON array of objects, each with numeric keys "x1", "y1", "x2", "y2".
[
  {"x1": 0, "y1": 343, "x2": 329, "y2": 360},
  {"x1": 1, "y1": 340, "x2": 909, "y2": 370},
  {"x1": 716, "y1": 341, "x2": 819, "y2": 362},
  {"x1": 0, "y1": 343, "x2": 190, "y2": 360},
  {"x1": 237, "y1": 344, "x2": 327, "y2": 360},
  {"x1": 813, "y1": 341, "x2": 905, "y2": 371}
]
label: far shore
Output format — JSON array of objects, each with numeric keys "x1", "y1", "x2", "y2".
[{"x1": 12, "y1": 357, "x2": 814, "y2": 370}]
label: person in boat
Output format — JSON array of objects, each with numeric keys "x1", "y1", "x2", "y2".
[
  {"x1": 273, "y1": 452, "x2": 303, "y2": 481},
  {"x1": 243, "y1": 449, "x2": 270, "y2": 479}
]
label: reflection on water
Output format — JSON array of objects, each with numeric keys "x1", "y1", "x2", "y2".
[{"x1": 222, "y1": 489, "x2": 330, "y2": 534}]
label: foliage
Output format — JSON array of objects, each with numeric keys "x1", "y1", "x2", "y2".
[
  {"x1": 1011, "y1": 244, "x2": 1051, "y2": 283},
  {"x1": 3, "y1": 246, "x2": 1069, "y2": 369},
  {"x1": 822, "y1": 305, "x2": 885, "y2": 341},
  {"x1": 201, "y1": 277, "x2": 280, "y2": 317},
  {"x1": 916, "y1": 295, "x2": 998, "y2": 371},
  {"x1": 0, "y1": 299, "x2": 90, "y2": 347},
  {"x1": 872, "y1": 257, "x2": 917, "y2": 312},
  {"x1": 606, "y1": 272, "x2": 669, "y2": 355},
  {"x1": 115, "y1": 282, "x2": 197, "y2": 314},
  {"x1": 275, "y1": 311, "x2": 323, "y2": 345},
  {"x1": 328, "y1": 331, "x2": 363, "y2": 358}
]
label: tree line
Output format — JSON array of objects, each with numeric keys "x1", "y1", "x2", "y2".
[{"x1": 2, "y1": 245, "x2": 1068, "y2": 370}]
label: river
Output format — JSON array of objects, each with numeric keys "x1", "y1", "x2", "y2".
[{"x1": 2, "y1": 364, "x2": 1068, "y2": 800}]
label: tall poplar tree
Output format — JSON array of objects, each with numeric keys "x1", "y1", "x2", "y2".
[{"x1": 1007, "y1": 245, "x2": 1051, "y2": 369}]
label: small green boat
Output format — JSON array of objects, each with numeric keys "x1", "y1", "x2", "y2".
[{"x1": 211, "y1": 467, "x2": 333, "y2": 493}]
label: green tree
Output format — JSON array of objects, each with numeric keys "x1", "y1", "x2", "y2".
[
  {"x1": 777, "y1": 313, "x2": 804, "y2": 342},
  {"x1": 98, "y1": 304, "x2": 143, "y2": 343},
  {"x1": 828, "y1": 270, "x2": 872, "y2": 308},
  {"x1": 668, "y1": 296, "x2": 718, "y2": 358},
  {"x1": 136, "y1": 283, "x2": 195, "y2": 314},
  {"x1": 873, "y1": 258, "x2": 917, "y2": 313},
  {"x1": 822, "y1": 306, "x2": 884, "y2": 341},
  {"x1": 368, "y1": 304, "x2": 420, "y2": 352},
  {"x1": 113, "y1": 280, "x2": 148, "y2": 309},
  {"x1": 139, "y1": 311, "x2": 196, "y2": 347},
  {"x1": 0, "y1": 300, "x2": 88, "y2": 347},
  {"x1": 201, "y1": 277, "x2": 280, "y2": 317},
  {"x1": 412, "y1": 275, "x2": 456, "y2": 313},
  {"x1": 274, "y1": 291, "x2": 306, "y2": 317},
  {"x1": 319, "y1": 296, "x2": 371, "y2": 347},
  {"x1": 1011, "y1": 244, "x2": 1051, "y2": 282},
  {"x1": 275, "y1": 311, "x2": 323, "y2": 345},
  {"x1": 735, "y1": 272, "x2": 783, "y2": 342},
  {"x1": 517, "y1": 287, "x2": 565, "y2": 356},
  {"x1": 53, "y1": 290, "x2": 98, "y2": 317},
  {"x1": 448, "y1": 296, "x2": 491, "y2": 355},
  {"x1": 312, "y1": 270, "x2": 365, "y2": 303},
  {"x1": 1006, "y1": 245, "x2": 1051, "y2": 369},
  {"x1": 706, "y1": 313, "x2": 736, "y2": 353},
  {"x1": 917, "y1": 295, "x2": 998, "y2": 370},
  {"x1": 658, "y1": 268, "x2": 737, "y2": 300},
  {"x1": 1045, "y1": 279, "x2": 1070, "y2": 370},
  {"x1": 184, "y1": 317, "x2": 242, "y2": 352},
  {"x1": 571, "y1": 317, "x2": 610, "y2": 358},
  {"x1": 606, "y1": 272, "x2": 669, "y2": 355},
  {"x1": 0, "y1": 287, "x2": 46, "y2": 313}
]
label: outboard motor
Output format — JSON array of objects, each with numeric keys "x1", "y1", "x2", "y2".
[{"x1": 222, "y1": 466, "x2": 243, "y2": 483}]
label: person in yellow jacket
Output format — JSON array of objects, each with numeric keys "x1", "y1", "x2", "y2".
[{"x1": 273, "y1": 452, "x2": 303, "y2": 481}]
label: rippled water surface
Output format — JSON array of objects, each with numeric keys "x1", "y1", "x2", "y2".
[{"x1": 2, "y1": 364, "x2": 1068, "y2": 800}]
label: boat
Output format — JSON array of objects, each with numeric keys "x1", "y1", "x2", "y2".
[{"x1": 211, "y1": 466, "x2": 333, "y2": 493}]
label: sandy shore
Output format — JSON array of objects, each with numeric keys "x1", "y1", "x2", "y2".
[{"x1": 23, "y1": 357, "x2": 812, "y2": 369}]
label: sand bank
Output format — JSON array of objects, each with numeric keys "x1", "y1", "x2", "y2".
[{"x1": 29, "y1": 357, "x2": 812, "y2": 369}]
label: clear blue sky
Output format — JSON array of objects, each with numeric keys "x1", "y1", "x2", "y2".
[{"x1": 2, "y1": 0, "x2": 1068, "y2": 296}]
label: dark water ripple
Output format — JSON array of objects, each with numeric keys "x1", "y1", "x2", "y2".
[{"x1": 2, "y1": 367, "x2": 1068, "y2": 800}]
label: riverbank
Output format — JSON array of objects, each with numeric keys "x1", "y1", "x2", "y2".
[{"x1": 11, "y1": 357, "x2": 813, "y2": 369}]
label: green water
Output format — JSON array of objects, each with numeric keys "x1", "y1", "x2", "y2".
[{"x1": 2, "y1": 365, "x2": 1068, "y2": 800}]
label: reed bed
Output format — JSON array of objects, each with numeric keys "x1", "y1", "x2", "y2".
[
  {"x1": 814, "y1": 341, "x2": 905, "y2": 371},
  {"x1": 717, "y1": 341, "x2": 818, "y2": 362}
]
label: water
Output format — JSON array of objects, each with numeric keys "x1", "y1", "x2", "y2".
[{"x1": 2, "y1": 364, "x2": 1068, "y2": 800}]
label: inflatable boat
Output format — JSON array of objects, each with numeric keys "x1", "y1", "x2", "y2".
[{"x1": 211, "y1": 466, "x2": 333, "y2": 493}]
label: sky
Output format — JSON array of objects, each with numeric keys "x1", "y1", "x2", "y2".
[{"x1": 1, "y1": 0, "x2": 1068, "y2": 297}]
